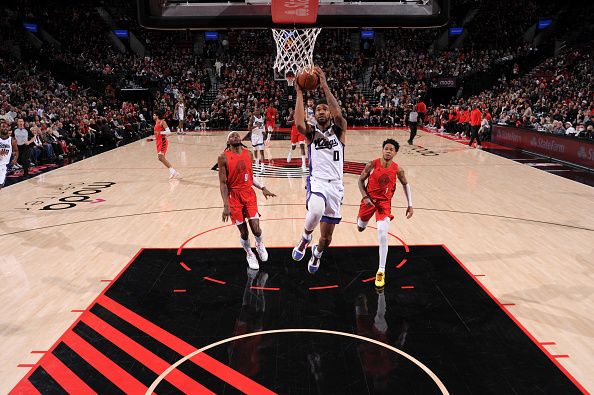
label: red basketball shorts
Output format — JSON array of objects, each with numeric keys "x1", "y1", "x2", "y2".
[
  {"x1": 229, "y1": 188, "x2": 259, "y2": 225},
  {"x1": 156, "y1": 137, "x2": 168, "y2": 155},
  {"x1": 290, "y1": 129, "x2": 305, "y2": 144},
  {"x1": 358, "y1": 198, "x2": 393, "y2": 222}
]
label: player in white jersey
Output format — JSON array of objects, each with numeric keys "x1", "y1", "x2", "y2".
[
  {"x1": 174, "y1": 98, "x2": 185, "y2": 133},
  {"x1": 291, "y1": 66, "x2": 347, "y2": 274},
  {"x1": 249, "y1": 108, "x2": 266, "y2": 172},
  {"x1": 0, "y1": 120, "x2": 19, "y2": 190}
]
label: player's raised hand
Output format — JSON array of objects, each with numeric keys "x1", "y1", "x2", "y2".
[
  {"x1": 406, "y1": 206, "x2": 414, "y2": 219},
  {"x1": 262, "y1": 187, "x2": 276, "y2": 199},
  {"x1": 222, "y1": 205, "x2": 231, "y2": 222},
  {"x1": 313, "y1": 66, "x2": 327, "y2": 87}
]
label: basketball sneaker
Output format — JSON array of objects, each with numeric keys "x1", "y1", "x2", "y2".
[
  {"x1": 307, "y1": 245, "x2": 321, "y2": 274},
  {"x1": 246, "y1": 252, "x2": 259, "y2": 270},
  {"x1": 169, "y1": 170, "x2": 181, "y2": 179},
  {"x1": 256, "y1": 242, "x2": 268, "y2": 262},
  {"x1": 374, "y1": 271, "x2": 385, "y2": 288},
  {"x1": 292, "y1": 234, "x2": 312, "y2": 261}
]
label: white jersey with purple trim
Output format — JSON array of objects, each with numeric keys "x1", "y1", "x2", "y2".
[
  {"x1": 308, "y1": 122, "x2": 344, "y2": 181},
  {"x1": 0, "y1": 135, "x2": 12, "y2": 166},
  {"x1": 252, "y1": 115, "x2": 265, "y2": 136}
]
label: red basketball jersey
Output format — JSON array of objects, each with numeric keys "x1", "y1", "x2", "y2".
[
  {"x1": 224, "y1": 148, "x2": 253, "y2": 190},
  {"x1": 366, "y1": 158, "x2": 398, "y2": 201},
  {"x1": 154, "y1": 120, "x2": 164, "y2": 136},
  {"x1": 154, "y1": 120, "x2": 168, "y2": 153},
  {"x1": 265, "y1": 107, "x2": 277, "y2": 123}
]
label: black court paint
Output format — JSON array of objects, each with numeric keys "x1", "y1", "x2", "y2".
[{"x1": 14, "y1": 246, "x2": 584, "y2": 394}]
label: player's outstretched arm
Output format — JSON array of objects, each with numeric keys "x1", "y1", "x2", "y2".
[
  {"x1": 249, "y1": 151, "x2": 276, "y2": 198},
  {"x1": 397, "y1": 167, "x2": 413, "y2": 218},
  {"x1": 314, "y1": 66, "x2": 347, "y2": 135},
  {"x1": 11, "y1": 137, "x2": 19, "y2": 165},
  {"x1": 160, "y1": 119, "x2": 172, "y2": 135},
  {"x1": 294, "y1": 83, "x2": 310, "y2": 137},
  {"x1": 218, "y1": 154, "x2": 231, "y2": 222},
  {"x1": 252, "y1": 178, "x2": 276, "y2": 199},
  {"x1": 358, "y1": 161, "x2": 374, "y2": 207}
]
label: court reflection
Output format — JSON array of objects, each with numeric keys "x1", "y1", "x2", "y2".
[
  {"x1": 227, "y1": 268, "x2": 268, "y2": 378},
  {"x1": 356, "y1": 289, "x2": 409, "y2": 393}
]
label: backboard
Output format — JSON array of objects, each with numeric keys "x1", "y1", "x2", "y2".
[{"x1": 137, "y1": 0, "x2": 450, "y2": 30}]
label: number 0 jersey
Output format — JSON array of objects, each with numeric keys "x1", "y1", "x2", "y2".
[{"x1": 307, "y1": 123, "x2": 344, "y2": 181}]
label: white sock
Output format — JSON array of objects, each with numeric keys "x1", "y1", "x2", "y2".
[
  {"x1": 357, "y1": 217, "x2": 368, "y2": 230},
  {"x1": 304, "y1": 193, "x2": 325, "y2": 232},
  {"x1": 302, "y1": 232, "x2": 312, "y2": 241},
  {"x1": 301, "y1": 155, "x2": 306, "y2": 166},
  {"x1": 240, "y1": 237, "x2": 253, "y2": 254},
  {"x1": 313, "y1": 245, "x2": 323, "y2": 258},
  {"x1": 168, "y1": 167, "x2": 175, "y2": 174},
  {"x1": 377, "y1": 219, "x2": 390, "y2": 272},
  {"x1": 255, "y1": 235, "x2": 263, "y2": 245},
  {"x1": 255, "y1": 158, "x2": 260, "y2": 166}
]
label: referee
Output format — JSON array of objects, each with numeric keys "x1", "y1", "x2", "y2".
[{"x1": 407, "y1": 106, "x2": 419, "y2": 145}]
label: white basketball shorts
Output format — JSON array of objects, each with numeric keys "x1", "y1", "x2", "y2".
[
  {"x1": 306, "y1": 176, "x2": 344, "y2": 223},
  {"x1": 0, "y1": 165, "x2": 7, "y2": 186},
  {"x1": 251, "y1": 130, "x2": 264, "y2": 149}
]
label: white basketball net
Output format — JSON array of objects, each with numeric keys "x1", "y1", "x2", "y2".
[{"x1": 272, "y1": 28, "x2": 322, "y2": 80}]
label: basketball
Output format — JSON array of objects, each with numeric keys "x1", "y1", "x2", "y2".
[{"x1": 296, "y1": 68, "x2": 320, "y2": 91}]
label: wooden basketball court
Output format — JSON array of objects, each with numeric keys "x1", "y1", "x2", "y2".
[{"x1": 1, "y1": 128, "x2": 592, "y2": 393}]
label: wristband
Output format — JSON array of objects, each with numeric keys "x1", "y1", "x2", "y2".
[
  {"x1": 253, "y1": 178, "x2": 264, "y2": 190},
  {"x1": 404, "y1": 184, "x2": 412, "y2": 207}
]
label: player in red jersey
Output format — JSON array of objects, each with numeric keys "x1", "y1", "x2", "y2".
[
  {"x1": 264, "y1": 103, "x2": 277, "y2": 146},
  {"x1": 286, "y1": 108, "x2": 307, "y2": 170},
  {"x1": 218, "y1": 131, "x2": 276, "y2": 269},
  {"x1": 153, "y1": 109, "x2": 180, "y2": 179},
  {"x1": 357, "y1": 139, "x2": 413, "y2": 287}
]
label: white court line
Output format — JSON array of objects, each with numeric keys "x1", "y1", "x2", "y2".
[{"x1": 146, "y1": 328, "x2": 449, "y2": 394}]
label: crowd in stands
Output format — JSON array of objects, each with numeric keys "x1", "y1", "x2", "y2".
[
  {"x1": 1, "y1": 0, "x2": 591, "y2": 182},
  {"x1": 421, "y1": 47, "x2": 594, "y2": 140},
  {"x1": 0, "y1": 58, "x2": 152, "y2": 176}
]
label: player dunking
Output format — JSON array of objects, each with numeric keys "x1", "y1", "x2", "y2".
[
  {"x1": 249, "y1": 108, "x2": 266, "y2": 172},
  {"x1": 218, "y1": 131, "x2": 276, "y2": 269},
  {"x1": 153, "y1": 110, "x2": 180, "y2": 179},
  {"x1": 0, "y1": 120, "x2": 19, "y2": 191},
  {"x1": 265, "y1": 103, "x2": 277, "y2": 146},
  {"x1": 357, "y1": 139, "x2": 413, "y2": 287},
  {"x1": 286, "y1": 108, "x2": 307, "y2": 170},
  {"x1": 291, "y1": 66, "x2": 347, "y2": 274}
]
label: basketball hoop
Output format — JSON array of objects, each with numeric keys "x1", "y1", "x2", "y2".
[{"x1": 272, "y1": 28, "x2": 322, "y2": 83}]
